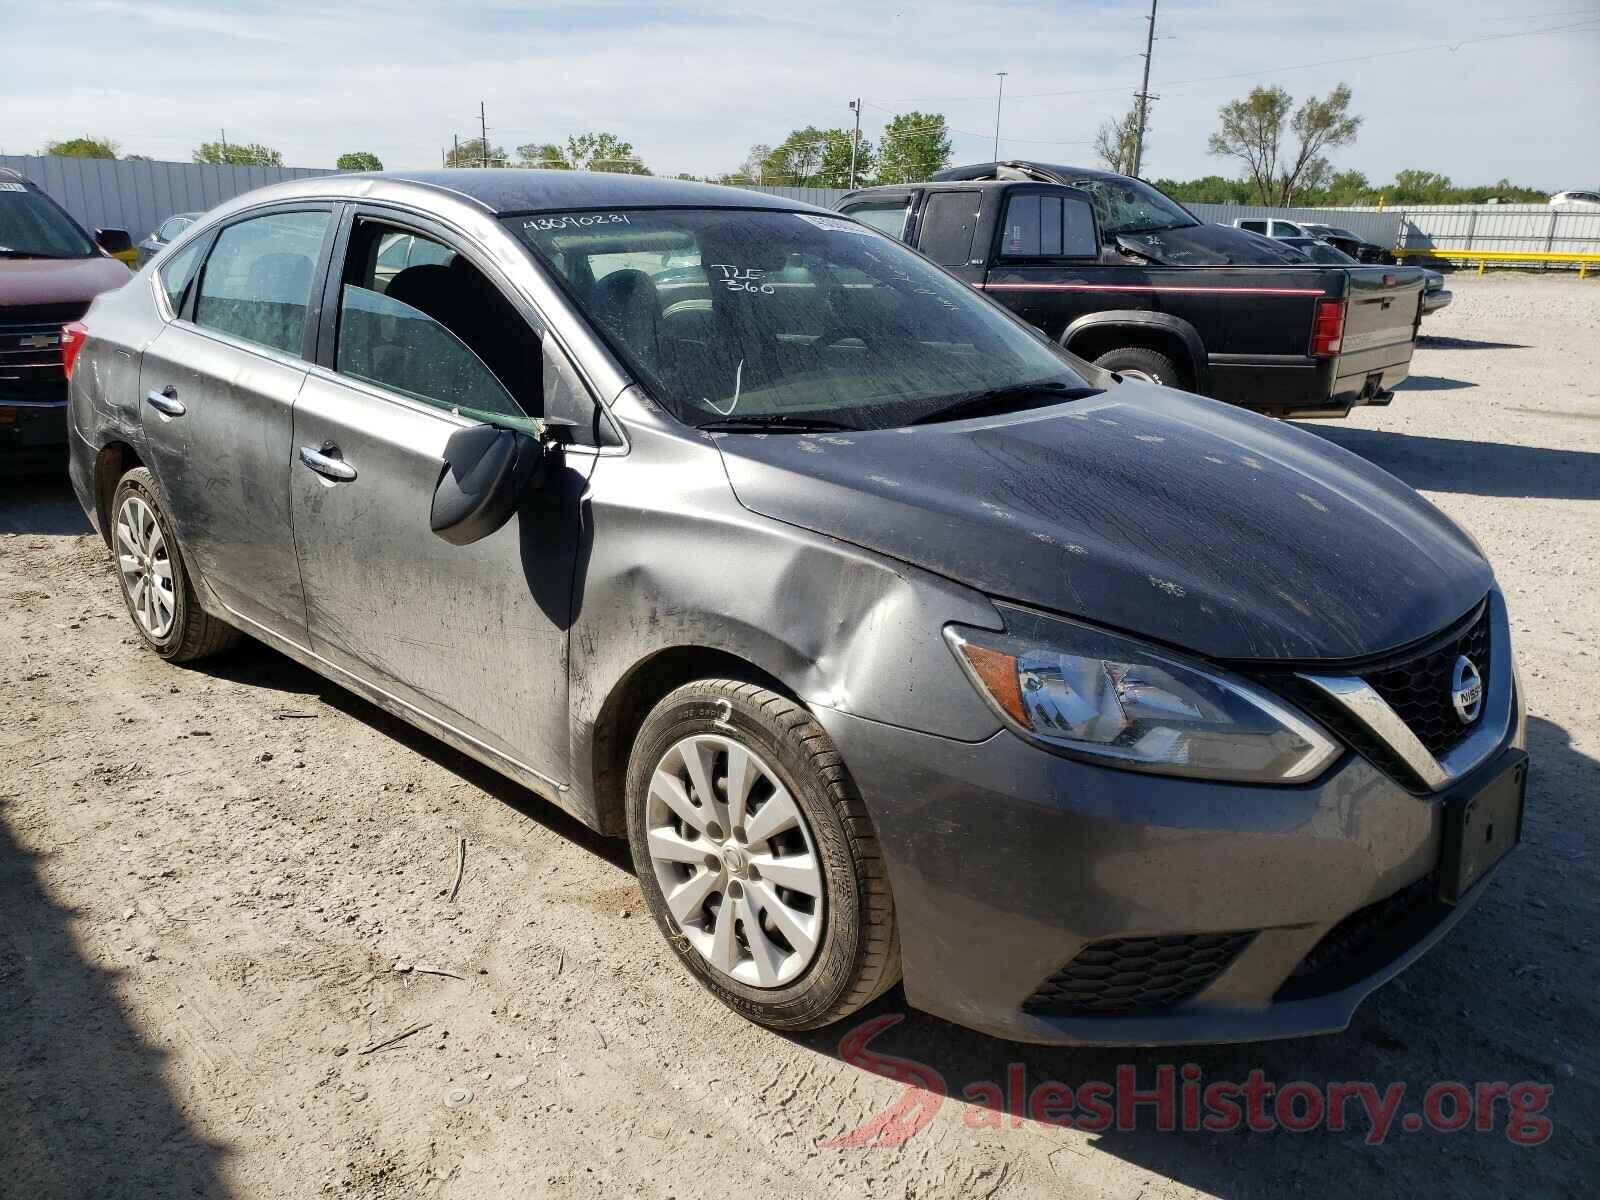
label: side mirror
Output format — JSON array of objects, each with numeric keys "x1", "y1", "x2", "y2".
[
  {"x1": 430, "y1": 423, "x2": 549, "y2": 546},
  {"x1": 95, "y1": 228, "x2": 134, "y2": 256}
]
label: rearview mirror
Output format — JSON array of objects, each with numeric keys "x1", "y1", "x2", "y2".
[
  {"x1": 431, "y1": 423, "x2": 548, "y2": 546},
  {"x1": 95, "y1": 227, "x2": 134, "y2": 256}
]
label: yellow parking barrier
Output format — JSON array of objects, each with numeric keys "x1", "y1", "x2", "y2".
[{"x1": 1393, "y1": 247, "x2": 1600, "y2": 279}]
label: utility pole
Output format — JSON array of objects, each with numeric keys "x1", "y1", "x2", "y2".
[
  {"x1": 479, "y1": 101, "x2": 489, "y2": 168},
  {"x1": 1131, "y1": 0, "x2": 1158, "y2": 178},
  {"x1": 220, "y1": 129, "x2": 227, "y2": 157},
  {"x1": 452, "y1": 134, "x2": 460, "y2": 169},
  {"x1": 992, "y1": 72, "x2": 1007, "y2": 161},
  {"x1": 848, "y1": 98, "x2": 861, "y2": 189}
]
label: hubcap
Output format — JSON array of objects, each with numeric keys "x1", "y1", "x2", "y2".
[
  {"x1": 1118, "y1": 368, "x2": 1159, "y2": 383},
  {"x1": 115, "y1": 495, "x2": 175, "y2": 639},
  {"x1": 645, "y1": 734, "x2": 824, "y2": 988}
]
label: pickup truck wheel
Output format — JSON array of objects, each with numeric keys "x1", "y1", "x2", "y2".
[
  {"x1": 1093, "y1": 346, "x2": 1182, "y2": 387},
  {"x1": 625, "y1": 679, "x2": 900, "y2": 1031},
  {"x1": 110, "y1": 468, "x2": 239, "y2": 662}
]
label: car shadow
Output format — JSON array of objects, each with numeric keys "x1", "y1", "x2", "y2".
[
  {"x1": 1417, "y1": 335, "x2": 1529, "y2": 352},
  {"x1": 1396, "y1": 375, "x2": 1477, "y2": 392},
  {"x1": 0, "y1": 804, "x2": 232, "y2": 1198},
  {"x1": 189, "y1": 638, "x2": 633, "y2": 875},
  {"x1": 0, "y1": 471, "x2": 92, "y2": 537},
  {"x1": 1297, "y1": 424, "x2": 1600, "y2": 500},
  {"x1": 787, "y1": 715, "x2": 1598, "y2": 1196}
]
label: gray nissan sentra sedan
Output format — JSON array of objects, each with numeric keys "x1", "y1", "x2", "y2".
[{"x1": 63, "y1": 170, "x2": 1526, "y2": 1044}]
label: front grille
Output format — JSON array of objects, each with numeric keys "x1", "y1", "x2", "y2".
[
  {"x1": 0, "y1": 311, "x2": 80, "y2": 397},
  {"x1": 1274, "y1": 874, "x2": 1445, "y2": 1001},
  {"x1": 1363, "y1": 606, "x2": 1490, "y2": 757},
  {"x1": 1023, "y1": 931, "x2": 1256, "y2": 1016}
]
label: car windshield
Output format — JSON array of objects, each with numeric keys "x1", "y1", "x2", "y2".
[
  {"x1": 509, "y1": 208, "x2": 1092, "y2": 430},
  {"x1": 0, "y1": 183, "x2": 97, "y2": 258},
  {"x1": 1059, "y1": 177, "x2": 1198, "y2": 235}
]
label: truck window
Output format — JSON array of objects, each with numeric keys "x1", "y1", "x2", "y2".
[
  {"x1": 840, "y1": 197, "x2": 910, "y2": 240},
  {"x1": 1239, "y1": 219, "x2": 1268, "y2": 234},
  {"x1": 1000, "y1": 193, "x2": 1098, "y2": 258},
  {"x1": 917, "y1": 192, "x2": 981, "y2": 267}
]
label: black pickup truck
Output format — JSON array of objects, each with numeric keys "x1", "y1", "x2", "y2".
[{"x1": 835, "y1": 162, "x2": 1426, "y2": 418}]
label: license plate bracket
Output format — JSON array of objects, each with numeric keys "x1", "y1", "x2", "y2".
[{"x1": 1439, "y1": 752, "x2": 1527, "y2": 904}]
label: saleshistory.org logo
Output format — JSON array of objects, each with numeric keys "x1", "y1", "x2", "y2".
[{"x1": 822, "y1": 1016, "x2": 1554, "y2": 1149}]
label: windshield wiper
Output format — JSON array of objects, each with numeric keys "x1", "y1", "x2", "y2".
[
  {"x1": 0, "y1": 249, "x2": 82, "y2": 259},
  {"x1": 696, "y1": 414, "x2": 862, "y2": 433},
  {"x1": 910, "y1": 380, "x2": 1102, "y2": 425}
]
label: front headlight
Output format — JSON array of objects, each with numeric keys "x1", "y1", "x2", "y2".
[{"x1": 946, "y1": 606, "x2": 1340, "y2": 784}]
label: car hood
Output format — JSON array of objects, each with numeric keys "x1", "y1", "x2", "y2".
[
  {"x1": 713, "y1": 385, "x2": 1492, "y2": 662},
  {"x1": 1115, "y1": 223, "x2": 1310, "y2": 267},
  {"x1": 0, "y1": 255, "x2": 132, "y2": 309}
]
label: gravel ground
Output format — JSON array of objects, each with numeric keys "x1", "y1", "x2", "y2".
[{"x1": 2, "y1": 272, "x2": 1596, "y2": 1199}]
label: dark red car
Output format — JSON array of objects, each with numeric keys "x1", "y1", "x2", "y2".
[{"x1": 2, "y1": 167, "x2": 134, "y2": 465}]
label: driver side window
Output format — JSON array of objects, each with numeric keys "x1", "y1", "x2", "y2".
[{"x1": 332, "y1": 219, "x2": 538, "y2": 420}]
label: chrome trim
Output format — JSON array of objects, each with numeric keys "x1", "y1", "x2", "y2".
[{"x1": 1298, "y1": 589, "x2": 1513, "y2": 792}]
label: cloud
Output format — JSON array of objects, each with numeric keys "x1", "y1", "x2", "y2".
[{"x1": 1, "y1": 0, "x2": 1594, "y2": 184}]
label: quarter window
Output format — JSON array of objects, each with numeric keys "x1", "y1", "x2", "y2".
[
  {"x1": 193, "y1": 210, "x2": 329, "y2": 355},
  {"x1": 158, "y1": 237, "x2": 206, "y2": 315}
]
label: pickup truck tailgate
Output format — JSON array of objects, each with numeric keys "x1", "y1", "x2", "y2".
[{"x1": 1333, "y1": 266, "x2": 1426, "y2": 406}]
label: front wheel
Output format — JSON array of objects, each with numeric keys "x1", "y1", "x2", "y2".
[
  {"x1": 625, "y1": 679, "x2": 900, "y2": 1030},
  {"x1": 1092, "y1": 345, "x2": 1182, "y2": 387}
]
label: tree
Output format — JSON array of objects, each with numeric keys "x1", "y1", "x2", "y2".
[
  {"x1": 874, "y1": 112, "x2": 951, "y2": 185},
  {"x1": 1207, "y1": 83, "x2": 1361, "y2": 205},
  {"x1": 336, "y1": 151, "x2": 382, "y2": 171},
  {"x1": 193, "y1": 141, "x2": 284, "y2": 167},
  {"x1": 1092, "y1": 103, "x2": 1140, "y2": 176},
  {"x1": 762, "y1": 128, "x2": 827, "y2": 186},
  {"x1": 516, "y1": 142, "x2": 570, "y2": 169},
  {"x1": 42, "y1": 136, "x2": 120, "y2": 159},
  {"x1": 445, "y1": 138, "x2": 508, "y2": 167},
  {"x1": 565, "y1": 132, "x2": 649, "y2": 174},
  {"x1": 1325, "y1": 168, "x2": 1372, "y2": 206}
]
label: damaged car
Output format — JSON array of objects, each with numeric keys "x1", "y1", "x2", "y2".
[{"x1": 65, "y1": 171, "x2": 1525, "y2": 1044}]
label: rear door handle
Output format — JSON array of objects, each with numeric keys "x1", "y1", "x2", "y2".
[
  {"x1": 299, "y1": 444, "x2": 357, "y2": 481},
  {"x1": 145, "y1": 386, "x2": 185, "y2": 416}
]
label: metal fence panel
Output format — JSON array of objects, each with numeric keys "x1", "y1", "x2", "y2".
[
  {"x1": 0, "y1": 154, "x2": 333, "y2": 242},
  {"x1": 738, "y1": 184, "x2": 851, "y2": 208}
]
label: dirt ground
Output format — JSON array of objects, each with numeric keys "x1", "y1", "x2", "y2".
[{"x1": 2, "y1": 272, "x2": 1597, "y2": 1199}]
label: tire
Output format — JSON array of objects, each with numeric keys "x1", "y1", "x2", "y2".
[
  {"x1": 1092, "y1": 346, "x2": 1183, "y2": 387},
  {"x1": 109, "y1": 467, "x2": 239, "y2": 663},
  {"x1": 625, "y1": 679, "x2": 900, "y2": 1031}
]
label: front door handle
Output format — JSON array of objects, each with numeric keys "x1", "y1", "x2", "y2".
[
  {"x1": 299, "y1": 444, "x2": 357, "y2": 481},
  {"x1": 145, "y1": 386, "x2": 185, "y2": 417}
]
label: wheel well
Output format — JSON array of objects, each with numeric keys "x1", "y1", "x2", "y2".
[
  {"x1": 93, "y1": 441, "x2": 143, "y2": 546},
  {"x1": 589, "y1": 647, "x2": 792, "y2": 836},
  {"x1": 1066, "y1": 324, "x2": 1195, "y2": 388}
]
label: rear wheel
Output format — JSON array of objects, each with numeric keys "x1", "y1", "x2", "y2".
[
  {"x1": 1092, "y1": 345, "x2": 1182, "y2": 387},
  {"x1": 625, "y1": 679, "x2": 900, "y2": 1030},
  {"x1": 110, "y1": 467, "x2": 239, "y2": 662}
]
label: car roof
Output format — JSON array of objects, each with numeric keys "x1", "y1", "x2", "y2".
[{"x1": 249, "y1": 169, "x2": 823, "y2": 215}]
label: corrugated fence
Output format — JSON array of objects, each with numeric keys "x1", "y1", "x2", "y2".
[
  {"x1": 1, "y1": 154, "x2": 331, "y2": 242},
  {"x1": 9, "y1": 155, "x2": 1597, "y2": 267}
]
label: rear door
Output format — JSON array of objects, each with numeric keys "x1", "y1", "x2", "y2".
[
  {"x1": 288, "y1": 206, "x2": 593, "y2": 789},
  {"x1": 914, "y1": 189, "x2": 987, "y2": 284},
  {"x1": 136, "y1": 204, "x2": 336, "y2": 641}
]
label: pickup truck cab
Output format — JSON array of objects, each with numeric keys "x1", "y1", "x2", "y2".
[{"x1": 838, "y1": 162, "x2": 1426, "y2": 419}]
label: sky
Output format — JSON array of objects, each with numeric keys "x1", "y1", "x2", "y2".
[{"x1": 2, "y1": 0, "x2": 1597, "y2": 186}]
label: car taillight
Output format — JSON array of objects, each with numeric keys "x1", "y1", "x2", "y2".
[
  {"x1": 61, "y1": 321, "x2": 88, "y2": 380},
  {"x1": 1310, "y1": 299, "x2": 1345, "y2": 357}
]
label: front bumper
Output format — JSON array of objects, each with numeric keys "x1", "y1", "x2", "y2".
[
  {"x1": 817, "y1": 689, "x2": 1525, "y2": 1046},
  {"x1": 0, "y1": 395, "x2": 69, "y2": 463}
]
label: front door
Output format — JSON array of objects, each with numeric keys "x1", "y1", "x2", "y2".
[
  {"x1": 137, "y1": 206, "x2": 335, "y2": 640},
  {"x1": 288, "y1": 211, "x2": 590, "y2": 787}
]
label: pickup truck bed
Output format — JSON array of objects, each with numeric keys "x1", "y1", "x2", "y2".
[{"x1": 837, "y1": 163, "x2": 1426, "y2": 419}]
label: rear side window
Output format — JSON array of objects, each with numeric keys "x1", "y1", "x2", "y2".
[
  {"x1": 999, "y1": 193, "x2": 1098, "y2": 258},
  {"x1": 840, "y1": 197, "x2": 910, "y2": 240},
  {"x1": 194, "y1": 211, "x2": 329, "y2": 355},
  {"x1": 158, "y1": 237, "x2": 206, "y2": 315},
  {"x1": 157, "y1": 216, "x2": 192, "y2": 241},
  {"x1": 917, "y1": 192, "x2": 981, "y2": 267},
  {"x1": 1239, "y1": 219, "x2": 1267, "y2": 233}
]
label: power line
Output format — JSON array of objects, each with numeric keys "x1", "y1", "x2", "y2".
[{"x1": 869, "y1": 15, "x2": 1600, "y2": 105}]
